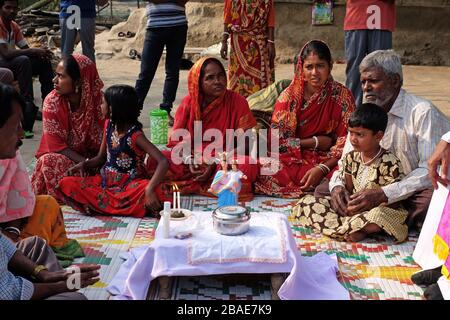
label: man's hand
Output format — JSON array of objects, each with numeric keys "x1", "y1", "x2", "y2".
[
  {"x1": 346, "y1": 188, "x2": 388, "y2": 215},
  {"x1": 28, "y1": 48, "x2": 52, "y2": 60},
  {"x1": 37, "y1": 264, "x2": 100, "y2": 288},
  {"x1": 330, "y1": 185, "x2": 350, "y2": 216},
  {"x1": 428, "y1": 139, "x2": 450, "y2": 189},
  {"x1": 299, "y1": 167, "x2": 324, "y2": 191}
]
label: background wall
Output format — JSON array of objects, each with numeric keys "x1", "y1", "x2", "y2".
[{"x1": 185, "y1": 0, "x2": 450, "y2": 65}]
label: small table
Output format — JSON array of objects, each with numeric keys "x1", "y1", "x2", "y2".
[
  {"x1": 150, "y1": 273, "x2": 287, "y2": 300},
  {"x1": 108, "y1": 211, "x2": 324, "y2": 300},
  {"x1": 145, "y1": 211, "x2": 292, "y2": 300}
]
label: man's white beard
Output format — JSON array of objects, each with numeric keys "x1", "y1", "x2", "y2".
[{"x1": 363, "y1": 92, "x2": 394, "y2": 108}]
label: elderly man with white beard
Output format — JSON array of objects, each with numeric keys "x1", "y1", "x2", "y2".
[{"x1": 322, "y1": 50, "x2": 450, "y2": 231}]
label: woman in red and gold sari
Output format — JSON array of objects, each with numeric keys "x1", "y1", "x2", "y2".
[
  {"x1": 31, "y1": 54, "x2": 104, "y2": 198},
  {"x1": 255, "y1": 40, "x2": 356, "y2": 198},
  {"x1": 147, "y1": 57, "x2": 259, "y2": 200},
  {"x1": 220, "y1": 0, "x2": 275, "y2": 97}
]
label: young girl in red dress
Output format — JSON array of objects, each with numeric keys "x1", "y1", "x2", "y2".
[{"x1": 56, "y1": 85, "x2": 170, "y2": 217}]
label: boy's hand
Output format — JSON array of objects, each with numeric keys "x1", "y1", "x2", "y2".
[
  {"x1": 330, "y1": 185, "x2": 350, "y2": 216},
  {"x1": 346, "y1": 189, "x2": 388, "y2": 215}
]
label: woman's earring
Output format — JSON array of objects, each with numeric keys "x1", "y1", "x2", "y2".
[{"x1": 75, "y1": 86, "x2": 80, "y2": 94}]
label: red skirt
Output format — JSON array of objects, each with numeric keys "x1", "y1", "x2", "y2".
[{"x1": 56, "y1": 173, "x2": 171, "y2": 218}]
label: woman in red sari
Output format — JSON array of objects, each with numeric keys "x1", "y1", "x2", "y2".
[
  {"x1": 31, "y1": 54, "x2": 104, "y2": 197},
  {"x1": 147, "y1": 57, "x2": 258, "y2": 200},
  {"x1": 220, "y1": 0, "x2": 275, "y2": 97},
  {"x1": 255, "y1": 40, "x2": 356, "y2": 198}
]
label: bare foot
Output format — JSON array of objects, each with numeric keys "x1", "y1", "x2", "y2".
[
  {"x1": 344, "y1": 223, "x2": 382, "y2": 242},
  {"x1": 345, "y1": 231, "x2": 367, "y2": 242}
]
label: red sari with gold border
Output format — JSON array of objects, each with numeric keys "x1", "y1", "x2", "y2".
[
  {"x1": 224, "y1": 0, "x2": 275, "y2": 97},
  {"x1": 255, "y1": 43, "x2": 356, "y2": 198}
]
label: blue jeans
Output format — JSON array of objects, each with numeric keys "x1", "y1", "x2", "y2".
[
  {"x1": 345, "y1": 29, "x2": 392, "y2": 106},
  {"x1": 60, "y1": 17, "x2": 96, "y2": 63},
  {"x1": 135, "y1": 25, "x2": 188, "y2": 112}
]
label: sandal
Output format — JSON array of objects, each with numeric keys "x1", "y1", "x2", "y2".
[{"x1": 411, "y1": 266, "x2": 443, "y2": 286}]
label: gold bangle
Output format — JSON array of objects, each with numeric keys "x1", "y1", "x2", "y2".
[{"x1": 31, "y1": 265, "x2": 47, "y2": 280}]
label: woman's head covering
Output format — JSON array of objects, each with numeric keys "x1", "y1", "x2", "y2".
[
  {"x1": 71, "y1": 54, "x2": 104, "y2": 119},
  {"x1": 36, "y1": 54, "x2": 105, "y2": 158},
  {"x1": 0, "y1": 151, "x2": 35, "y2": 223},
  {"x1": 187, "y1": 56, "x2": 227, "y2": 122},
  {"x1": 272, "y1": 40, "x2": 334, "y2": 141},
  {"x1": 278, "y1": 40, "x2": 332, "y2": 106}
]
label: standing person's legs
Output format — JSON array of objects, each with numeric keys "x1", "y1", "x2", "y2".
[
  {"x1": 367, "y1": 30, "x2": 392, "y2": 54},
  {"x1": 0, "y1": 56, "x2": 34, "y2": 101},
  {"x1": 30, "y1": 56, "x2": 54, "y2": 102},
  {"x1": 135, "y1": 28, "x2": 166, "y2": 110},
  {"x1": 0, "y1": 67, "x2": 14, "y2": 84},
  {"x1": 60, "y1": 18, "x2": 78, "y2": 58},
  {"x1": 160, "y1": 25, "x2": 188, "y2": 115},
  {"x1": 345, "y1": 30, "x2": 368, "y2": 106},
  {"x1": 0, "y1": 56, "x2": 37, "y2": 133},
  {"x1": 79, "y1": 18, "x2": 96, "y2": 63}
]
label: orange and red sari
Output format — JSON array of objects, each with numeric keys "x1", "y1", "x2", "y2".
[
  {"x1": 255, "y1": 46, "x2": 356, "y2": 198},
  {"x1": 147, "y1": 57, "x2": 258, "y2": 200},
  {"x1": 224, "y1": 0, "x2": 275, "y2": 97},
  {"x1": 31, "y1": 54, "x2": 105, "y2": 198}
]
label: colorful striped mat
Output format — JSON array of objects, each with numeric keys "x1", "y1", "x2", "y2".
[{"x1": 61, "y1": 195, "x2": 424, "y2": 300}]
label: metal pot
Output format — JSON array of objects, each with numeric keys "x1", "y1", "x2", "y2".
[{"x1": 212, "y1": 205, "x2": 251, "y2": 236}]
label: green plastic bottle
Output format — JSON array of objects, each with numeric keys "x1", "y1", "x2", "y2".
[{"x1": 150, "y1": 109, "x2": 168, "y2": 145}]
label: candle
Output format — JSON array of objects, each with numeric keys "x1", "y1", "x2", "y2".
[
  {"x1": 163, "y1": 201, "x2": 171, "y2": 238},
  {"x1": 177, "y1": 192, "x2": 181, "y2": 211},
  {"x1": 250, "y1": 128, "x2": 258, "y2": 164},
  {"x1": 173, "y1": 188, "x2": 176, "y2": 210}
]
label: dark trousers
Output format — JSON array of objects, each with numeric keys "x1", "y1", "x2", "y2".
[
  {"x1": 135, "y1": 25, "x2": 188, "y2": 112},
  {"x1": 0, "y1": 55, "x2": 54, "y2": 131},
  {"x1": 344, "y1": 29, "x2": 392, "y2": 106}
]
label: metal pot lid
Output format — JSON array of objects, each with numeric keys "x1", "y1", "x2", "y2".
[{"x1": 213, "y1": 205, "x2": 249, "y2": 220}]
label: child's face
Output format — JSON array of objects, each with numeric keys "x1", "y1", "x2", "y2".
[
  {"x1": 101, "y1": 95, "x2": 110, "y2": 119},
  {"x1": 349, "y1": 127, "x2": 383, "y2": 153}
]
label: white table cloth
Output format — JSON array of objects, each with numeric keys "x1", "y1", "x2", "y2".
[{"x1": 107, "y1": 211, "x2": 349, "y2": 300}]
